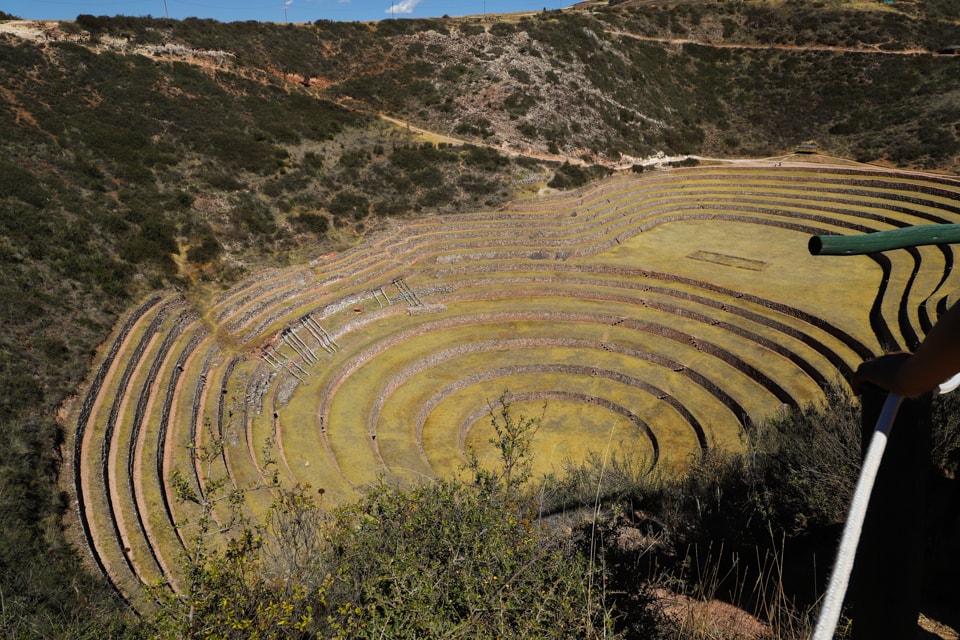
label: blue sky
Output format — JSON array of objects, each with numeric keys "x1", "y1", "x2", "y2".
[{"x1": 3, "y1": 0, "x2": 571, "y2": 23}]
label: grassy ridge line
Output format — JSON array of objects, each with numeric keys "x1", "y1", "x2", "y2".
[
  {"x1": 132, "y1": 320, "x2": 202, "y2": 595},
  {"x1": 158, "y1": 332, "x2": 210, "y2": 563},
  {"x1": 204, "y1": 357, "x2": 277, "y2": 517},
  {"x1": 423, "y1": 273, "x2": 857, "y2": 376},
  {"x1": 506, "y1": 167, "x2": 960, "y2": 213},
  {"x1": 111, "y1": 304, "x2": 197, "y2": 594},
  {"x1": 387, "y1": 341, "x2": 717, "y2": 466},
  {"x1": 105, "y1": 301, "x2": 201, "y2": 601},
  {"x1": 127, "y1": 307, "x2": 198, "y2": 594},
  {"x1": 208, "y1": 357, "x2": 276, "y2": 503},
  {"x1": 107, "y1": 328, "x2": 165, "y2": 591},
  {"x1": 231, "y1": 206, "x2": 824, "y2": 348},
  {"x1": 69, "y1": 294, "x2": 164, "y2": 605},
  {"x1": 94, "y1": 305, "x2": 175, "y2": 599},
  {"x1": 76, "y1": 299, "x2": 171, "y2": 608},
  {"x1": 208, "y1": 168, "x2": 960, "y2": 356},
  {"x1": 153, "y1": 332, "x2": 205, "y2": 549},
  {"x1": 510, "y1": 168, "x2": 960, "y2": 219},
  {"x1": 413, "y1": 370, "x2": 664, "y2": 471}
]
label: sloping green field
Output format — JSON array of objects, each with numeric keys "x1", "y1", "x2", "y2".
[{"x1": 68, "y1": 163, "x2": 960, "y2": 608}]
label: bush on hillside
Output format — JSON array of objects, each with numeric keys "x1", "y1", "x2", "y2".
[
  {"x1": 186, "y1": 234, "x2": 223, "y2": 264},
  {"x1": 462, "y1": 144, "x2": 510, "y2": 170},
  {"x1": 548, "y1": 162, "x2": 613, "y2": 190},
  {"x1": 327, "y1": 191, "x2": 370, "y2": 220},
  {"x1": 290, "y1": 212, "x2": 330, "y2": 235}
]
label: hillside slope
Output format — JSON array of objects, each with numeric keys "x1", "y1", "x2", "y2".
[{"x1": 1, "y1": 0, "x2": 959, "y2": 635}]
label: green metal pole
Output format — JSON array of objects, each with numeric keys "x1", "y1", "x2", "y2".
[{"x1": 808, "y1": 224, "x2": 960, "y2": 256}]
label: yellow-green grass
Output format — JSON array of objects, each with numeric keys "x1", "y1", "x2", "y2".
[
  {"x1": 112, "y1": 309, "x2": 201, "y2": 591},
  {"x1": 259, "y1": 279, "x2": 794, "y2": 496},
  {"x1": 424, "y1": 367, "x2": 723, "y2": 476},
  {"x1": 441, "y1": 277, "x2": 851, "y2": 391},
  {"x1": 106, "y1": 328, "x2": 165, "y2": 588},
  {"x1": 592, "y1": 220, "x2": 882, "y2": 344},
  {"x1": 318, "y1": 308, "x2": 786, "y2": 481},
  {"x1": 70, "y1": 164, "x2": 960, "y2": 608},
  {"x1": 158, "y1": 335, "x2": 219, "y2": 548},
  {"x1": 463, "y1": 395, "x2": 656, "y2": 479},
  {"x1": 210, "y1": 170, "x2": 960, "y2": 348},
  {"x1": 76, "y1": 300, "x2": 175, "y2": 604},
  {"x1": 132, "y1": 327, "x2": 210, "y2": 593},
  {"x1": 423, "y1": 268, "x2": 863, "y2": 365}
]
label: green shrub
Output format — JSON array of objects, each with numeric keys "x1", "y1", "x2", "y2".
[
  {"x1": 547, "y1": 163, "x2": 612, "y2": 190},
  {"x1": 458, "y1": 23, "x2": 485, "y2": 36},
  {"x1": 454, "y1": 118, "x2": 493, "y2": 138},
  {"x1": 410, "y1": 164, "x2": 444, "y2": 189},
  {"x1": 439, "y1": 63, "x2": 469, "y2": 81},
  {"x1": 375, "y1": 18, "x2": 449, "y2": 37},
  {"x1": 461, "y1": 175, "x2": 497, "y2": 196},
  {"x1": 290, "y1": 212, "x2": 329, "y2": 234},
  {"x1": 390, "y1": 143, "x2": 456, "y2": 170},
  {"x1": 202, "y1": 132, "x2": 288, "y2": 175},
  {"x1": 488, "y1": 21, "x2": 516, "y2": 36},
  {"x1": 338, "y1": 147, "x2": 370, "y2": 170},
  {"x1": 321, "y1": 396, "x2": 618, "y2": 638},
  {"x1": 503, "y1": 91, "x2": 537, "y2": 117},
  {"x1": 327, "y1": 191, "x2": 369, "y2": 220},
  {"x1": 407, "y1": 42, "x2": 426, "y2": 59},
  {"x1": 401, "y1": 79, "x2": 441, "y2": 106},
  {"x1": 462, "y1": 144, "x2": 510, "y2": 170},
  {"x1": 931, "y1": 392, "x2": 960, "y2": 475},
  {"x1": 202, "y1": 171, "x2": 246, "y2": 191},
  {"x1": 147, "y1": 401, "x2": 627, "y2": 639},
  {"x1": 230, "y1": 196, "x2": 277, "y2": 236},
  {"x1": 508, "y1": 67, "x2": 532, "y2": 84},
  {"x1": 418, "y1": 184, "x2": 454, "y2": 207},
  {"x1": 326, "y1": 478, "x2": 615, "y2": 638},
  {"x1": 186, "y1": 234, "x2": 223, "y2": 264},
  {"x1": 0, "y1": 160, "x2": 45, "y2": 207},
  {"x1": 301, "y1": 151, "x2": 324, "y2": 170},
  {"x1": 373, "y1": 196, "x2": 412, "y2": 217}
]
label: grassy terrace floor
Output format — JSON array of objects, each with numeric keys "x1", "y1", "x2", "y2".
[{"x1": 67, "y1": 163, "x2": 960, "y2": 607}]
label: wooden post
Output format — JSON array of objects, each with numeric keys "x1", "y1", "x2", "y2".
[{"x1": 850, "y1": 385, "x2": 931, "y2": 639}]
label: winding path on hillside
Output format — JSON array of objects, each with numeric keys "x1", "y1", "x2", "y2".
[{"x1": 606, "y1": 30, "x2": 933, "y2": 56}]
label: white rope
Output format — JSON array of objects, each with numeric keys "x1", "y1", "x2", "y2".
[
  {"x1": 811, "y1": 392, "x2": 903, "y2": 640},
  {"x1": 938, "y1": 372, "x2": 960, "y2": 395}
]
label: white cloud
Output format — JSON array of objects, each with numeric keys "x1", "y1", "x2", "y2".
[
  {"x1": 284, "y1": 0, "x2": 294, "y2": 7},
  {"x1": 385, "y1": 0, "x2": 422, "y2": 15}
]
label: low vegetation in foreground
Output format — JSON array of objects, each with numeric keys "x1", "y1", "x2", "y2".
[{"x1": 116, "y1": 388, "x2": 958, "y2": 639}]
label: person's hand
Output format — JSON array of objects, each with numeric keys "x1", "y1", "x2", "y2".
[{"x1": 851, "y1": 352, "x2": 912, "y2": 395}]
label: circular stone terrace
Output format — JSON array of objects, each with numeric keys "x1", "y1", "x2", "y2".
[{"x1": 68, "y1": 163, "x2": 960, "y2": 608}]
